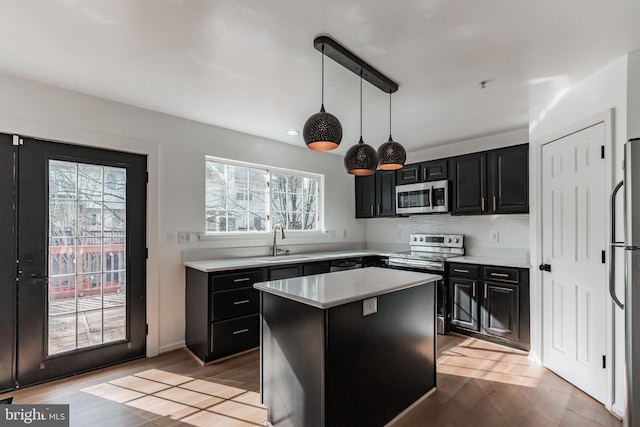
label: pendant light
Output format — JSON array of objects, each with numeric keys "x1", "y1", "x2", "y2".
[
  {"x1": 303, "y1": 47, "x2": 343, "y2": 151},
  {"x1": 377, "y1": 92, "x2": 406, "y2": 170},
  {"x1": 344, "y1": 75, "x2": 378, "y2": 175}
]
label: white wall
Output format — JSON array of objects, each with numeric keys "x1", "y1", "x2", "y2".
[
  {"x1": 365, "y1": 128, "x2": 531, "y2": 258},
  {"x1": 0, "y1": 73, "x2": 363, "y2": 355},
  {"x1": 528, "y1": 55, "x2": 628, "y2": 416}
]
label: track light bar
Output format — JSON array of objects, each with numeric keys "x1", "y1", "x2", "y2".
[{"x1": 313, "y1": 35, "x2": 398, "y2": 94}]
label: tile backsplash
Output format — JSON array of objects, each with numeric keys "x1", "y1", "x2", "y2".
[{"x1": 365, "y1": 214, "x2": 530, "y2": 259}]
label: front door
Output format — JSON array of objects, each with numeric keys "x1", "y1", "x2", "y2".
[
  {"x1": 14, "y1": 136, "x2": 147, "y2": 387},
  {"x1": 541, "y1": 122, "x2": 607, "y2": 403}
]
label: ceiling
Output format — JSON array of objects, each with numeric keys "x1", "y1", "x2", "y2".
[{"x1": 2, "y1": 1, "x2": 640, "y2": 156}]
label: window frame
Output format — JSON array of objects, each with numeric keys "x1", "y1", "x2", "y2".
[{"x1": 204, "y1": 156, "x2": 324, "y2": 235}]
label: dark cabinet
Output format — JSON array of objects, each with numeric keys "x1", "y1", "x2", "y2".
[
  {"x1": 376, "y1": 170, "x2": 396, "y2": 216},
  {"x1": 450, "y1": 152, "x2": 487, "y2": 214},
  {"x1": 355, "y1": 174, "x2": 375, "y2": 218},
  {"x1": 302, "y1": 262, "x2": 331, "y2": 276},
  {"x1": 448, "y1": 263, "x2": 529, "y2": 350},
  {"x1": 269, "y1": 266, "x2": 301, "y2": 280},
  {"x1": 355, "y1": 170, "x2": 396, "y2": 218},
  {"x1": 488, "y1": 144, "x2": 529, "y2": 213},
  {"x1": 450, "y1": 277, "x2": 480, "y2": 332},
  {"x1": 481, "y1": 281, "x2": 519, "y2": 341},
  {"x1": 186, "y1": 267, "x2": 265, "y2": 363},
  {"x1": 450, "y1": 144, "x2": 528, "y2": 215},
  {"x1": 396, "y1": 159, "x2": 448, "y2": 185}
]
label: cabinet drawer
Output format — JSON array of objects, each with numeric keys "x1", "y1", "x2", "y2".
[
  {"x1": 484, "y1": 266, "x2": 519, "y2": 283},
  {"x1": 210, "y1": 315, "x2": 259, "y2": 359},
  {"x1": 210, "y1": 269, "x2": 266, "y2": 292},
  {"x1": 448, "y1": 263, "x2": 479, "y2": 279},
  {"x1": 211, "y1": 287, "x2": 259, "y2": 322}
]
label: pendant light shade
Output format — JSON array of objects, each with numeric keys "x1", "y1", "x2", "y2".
[
  {"x1": 344, "y1": 137, "x2": 379, "y2": 175},
  {"x1": 304, "y1": 49, "x2": 342, "y2": 151},
  {"x1": 345, "y1": 76, "x2": 378, "y2": 176},
  {"x1": 303, "y1": 105, "x2": 343, "y2": 151},
  {"x1": 378, "y1": 92, "x2": 406, "y2": 170}
]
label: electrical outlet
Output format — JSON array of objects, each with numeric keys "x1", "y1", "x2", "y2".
[
  {"x1": 329, "y1": 229, "x2": 336, "y2": 238},
  {"x1": 363, "y1": 297, "x2": 377, "y2": 316},
  {"x1": 490, "y1": 230, "x2": 499, "y2": 242},
  {"x1": 167, "y1": 231, "x2": 176, "y2": 244},
  {"x1": 178, "y1": 231, "x2": 191, "y2": 244},
  {"x1": 343, "y1": 229, "x2": 347, "y2": 239},
  {"x1": 396, "y1": 229, "x2": 402, "y2": 240}
]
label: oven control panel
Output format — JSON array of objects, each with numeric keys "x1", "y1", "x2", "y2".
[{"x1": 410, "y1": 234, "x2": 464, "y2": 248}]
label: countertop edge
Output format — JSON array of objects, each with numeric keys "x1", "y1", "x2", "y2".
[
  {"x1": 183, "y1": 250, "x2": 390, "y2": 272},
  {"x1": 253, "y1": 268, "x2": 441, "y2": 309}
]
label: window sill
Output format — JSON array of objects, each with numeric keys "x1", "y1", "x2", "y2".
[{"x1": 197, "y1": 230, "x2": 331, "y2": 242}]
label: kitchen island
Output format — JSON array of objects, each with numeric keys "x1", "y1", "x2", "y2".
[{"x1": 254, "y1": 267, "x2": 441, "y2": 427}]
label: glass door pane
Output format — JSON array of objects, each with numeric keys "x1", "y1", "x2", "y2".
[{"x1": 48, "y1": 160, "x2": 127, "y2": 355}]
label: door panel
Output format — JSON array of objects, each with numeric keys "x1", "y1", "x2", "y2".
[
  {"x1": 541, "y1": 123, "x2": 607, "y2": 403},
  {"x1": 16, "y1": 137, "x2": 147, "y2": 387},
  {"x1": 449, "y1": 278, "x2": 479, "y2": 331},
  {"x1": 482, "y1": 282, "x2": 519, "y2": 340},
  {"x1": 0, "y1": 135, "x2": 16, "y2": 391},
  {"x1": 451, "y1": 152, "x2": 486, "y2": 214}
]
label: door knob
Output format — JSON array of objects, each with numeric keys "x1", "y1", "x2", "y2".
[{"x1": 538, "y1": 264, "x2": 551, "y2": 272}]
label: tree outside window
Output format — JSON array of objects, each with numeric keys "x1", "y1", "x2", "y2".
[{"x1": 205, "y1": 158, "x2": 321, "y2": 233}]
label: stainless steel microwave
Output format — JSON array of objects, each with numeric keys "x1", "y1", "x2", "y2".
[{"x1": 396, "y1": 180, "x2": 449, "y2": 214}]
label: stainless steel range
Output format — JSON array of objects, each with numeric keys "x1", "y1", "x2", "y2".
[
  {"x1": 389, "y1": 233, "x2": 464, "y2": 271},
  {"x1": 388, "y1": 234, "x2": 465, "y2": 334}
]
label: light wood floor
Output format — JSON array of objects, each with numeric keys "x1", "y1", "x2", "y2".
[{"x1": 0, "y1": 334, "x2": 622, "y2": 427}]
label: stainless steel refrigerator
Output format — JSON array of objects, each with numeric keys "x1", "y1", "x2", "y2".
[{"x1": 610, "y1": 137, "x2": 640, "y2": 427}]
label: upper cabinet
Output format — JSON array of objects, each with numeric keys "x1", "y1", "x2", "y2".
[
  {"x1": 355, "y1": 170, "x2": 396, "y2": 218},
  {"x1": 488, "y1": 144, "x2": 529, "y2": 214},
  {"x1": 396, "y1": 159, "x2": 448, "y2": 185},
  {"x1": 450, "y1": 144, "x2": 528, "y2": 215}
]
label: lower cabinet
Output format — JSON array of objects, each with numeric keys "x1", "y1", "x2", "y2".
[
  {"x1": 186, "y1": 257, "x2": 376, "y2": 363},
  {"x1": 186, "y1": 267, "x2": 265, "y2": 363},
  {"x1": 448, "y1": 263, "x2": 529, "y2": 350}
]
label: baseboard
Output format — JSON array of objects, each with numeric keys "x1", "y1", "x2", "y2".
[{"x1": 158, "y1": 340, "x2": 186, "y2": 354}]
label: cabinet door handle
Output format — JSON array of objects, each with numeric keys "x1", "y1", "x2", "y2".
[
  {"x1": 233, "y1": 328, "x2": 250, "y2": 335},
  {"x1": 493, "y1": 196, "x2": 497, "y2": 211},
  {"x1": 484, "y1": 283, "x2": 488, "y2": 299},
  {"x1": 482, "y1": 196, "x2": 485, "y2": 212},
  {"x1": 233, "y1": 300, "x2": 250, "y2": 305},
  {"x1": 472, "y1": 282, "x2": 476, "y2": 298},
  {"x1": 377, "y1": 205, "x2": 381, "y2": 216},
  {"x1": 233, "y1": 277, "x2": 251, "y2": 283},
  {"x1": 371, "y1": 205, "x2": 374, "y2": 216},
  {"x1": 491, "y1": 272, "x2": 510, "y2": 278},
  {"x1": 454, "y1": 268, "x2": 469, "y2": 273},
  {"x1": 423, "y1": 169, "x2": 427, "y2": 181}
]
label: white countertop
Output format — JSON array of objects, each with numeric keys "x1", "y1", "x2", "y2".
[
  {"x1": 253, "y1": 267, "x2": 441, "y2": 309},
  {"x1": 183, "y1": 250, "x2": 389, "y2": 272},
  {"x1": 450, "y1": 256, "x2": 531, "y2": 269}
]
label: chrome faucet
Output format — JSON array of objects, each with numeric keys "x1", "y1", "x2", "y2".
[{"x1": 272, "y1": 224, "x2": 286, "y2": 256}]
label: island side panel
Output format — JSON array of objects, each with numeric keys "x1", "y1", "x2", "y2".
[
  {"x1": 185, "y1": 267, "x2": 209, "y2": 361},
  {"x1": 261, "y1": 292, "x2": 326, "y2": 427},
  {"x1": 325, "y1": 283, "x2": 436, "y2": 427}
]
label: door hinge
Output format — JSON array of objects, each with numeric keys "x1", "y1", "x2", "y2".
[
  {"x1": 12, "y1": 135, "x2": 23, "y2": 146},
  {"x1": 602, "y1": 250, "x2": 606, "y2": 264},
  {"x1": 146, "y1": 324, "x2": 149, "y2": 336},
  {"x1": 145, "y1": 171, "x2": 149, "y2": 183},
  {"x1": 145, "y1": 248, "x2": 149, "y2": 259},
  {"x1": 602, "y1": 355, "x2": 606, "y2": 369},
  {"x1": 601, "y1": 146, "x2": 605, "y2": 159}
]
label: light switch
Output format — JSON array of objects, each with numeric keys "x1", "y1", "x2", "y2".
[{"x1": 363, "y1": 297, "x2": 377, "y2": 316}]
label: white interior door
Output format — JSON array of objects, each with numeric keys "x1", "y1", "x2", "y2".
[{"x1": 541, "y1": 122, "x2": 607, "y2": 403}]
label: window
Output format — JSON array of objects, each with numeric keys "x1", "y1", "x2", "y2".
[{"x1": 205, "y1": 157, "x2": 322, "y2": 233}]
